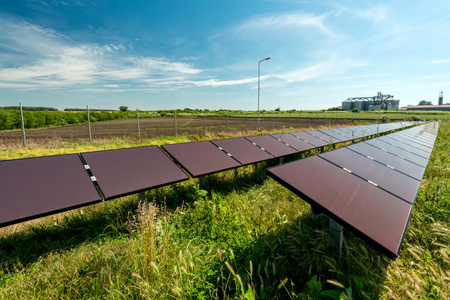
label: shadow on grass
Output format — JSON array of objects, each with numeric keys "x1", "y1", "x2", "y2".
[
  {"x1": 207, "y1": 210, "x2": 391, "y2": 299},
  {"x1": 0, "y1": 157, "x2": 287, "y2": 275}
]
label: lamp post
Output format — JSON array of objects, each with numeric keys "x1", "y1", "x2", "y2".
[{"x1": 258, "y1": 57, "x2": 270, "y2": 131}]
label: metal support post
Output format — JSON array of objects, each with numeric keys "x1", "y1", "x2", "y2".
[
  {"x1": 174, "y1": 109, "x2": 177, "y2": 137},
  {"x1": 19, "y1": 102, "x2": 26, "y2": 147},
  {"x1": 262, "y1": 111, "x2": 264, "y2": 131},
  {"x1": 87, "y1": 105, "x2": 92, "y2": 143},
  {"x1": 198, "y1": 176, "x2": 206, "y2": 187},
  {"x1": 136, "y1": 108, "x2": 141, "y2": 143},
  {"x1": 279, "y1": 157, "x2": 284, "y2": 165},
  {"x1": 246, "y1": 110, "x2": 249, "y2": 130},
  {"x1": 204, "y1": 110, "x2": 207, "y2": 135},
  {"x1": 276, "y1": 111, "x2": 278, "y2": 129},
  {"x1": 329, "y1": 218, "x2": 343, "y2": 260},
  {"x1": 138, "y1": 191, "x2": 146, "y2": 202}
]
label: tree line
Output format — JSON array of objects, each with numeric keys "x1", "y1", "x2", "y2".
[{"x1": 0, "y1": 110, "x2": 130, "y2": 131}]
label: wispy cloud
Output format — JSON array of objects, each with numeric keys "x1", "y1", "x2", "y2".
[
  {"x1": 273, "y1": 58, "x2": 368, "y2": 83},
  {"x1": 429, "y1": 59, "x2": 450, "y2": 64},
  {"x1": 0, "y1": 17, "x2": 218, "y2": 91},
  {"x1": 352, "y1": 4, "x2": 388, "y2": 23},
  {"x1": 239, "y1": 11, "x2": 332, "y2": 35}
]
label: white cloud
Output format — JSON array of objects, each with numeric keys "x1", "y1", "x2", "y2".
[
  {"x1": 0, "y1": 17, "x2": 206, "y2": 90},
  {"x1": 429, "y1": 59, "x2": 450, "y2": 64},
  {"x1": 273, "y1": 58, "x2": 368, "y2": 84},
  {"x1": 353, "y1": 5, "x2": 388, "y2": 23},
  {"x1": 239, "y1": 11, "x2": 332, "y2": 35},
  {"x1": 193, "y1": 77, "x2": 258, "y2": 87}
]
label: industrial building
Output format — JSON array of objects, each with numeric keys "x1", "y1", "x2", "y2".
[
  {"x1": 405, "y1": 105, "x2": 450, "y2": 111},
  {"x1": 405, "y1": 92, "x2": 450, "y2": 111},
  {"x1": 342, "y1": 92, "x2": 400, "y2": 111}
]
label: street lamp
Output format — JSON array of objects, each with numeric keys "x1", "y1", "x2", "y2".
[{"x1": 258, "y1": 57, "x2": 270, "y2": 131}]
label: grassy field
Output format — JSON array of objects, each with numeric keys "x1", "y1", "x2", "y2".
[{"x1": 0, "y1": 122, "x2": 449, "y2": 299}]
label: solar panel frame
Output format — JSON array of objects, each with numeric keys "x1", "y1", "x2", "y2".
[
  {"x1": 161, "y1": 141, "x2": 241, "y2": 177},
  {"x1": 211, "y1": 137, "x2": 275, "y2": 165},
  {"x1": 0, "y1": 154, "x2": 102, "y2": 228},
  {"x1": 81, "y1": 146, "x2": 190, "y2": 199}
]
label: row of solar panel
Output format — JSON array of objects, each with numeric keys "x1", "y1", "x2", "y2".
[
  {"x1": 267, "y1": 122, "x2": 440, "y2": 258},
  {"x1": 0, "y1": 122, "x2": 414, "y2": 228}
]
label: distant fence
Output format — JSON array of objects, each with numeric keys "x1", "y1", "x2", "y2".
[{"x1": 1, "y1": 106, "x2": 404, "y2": 147}]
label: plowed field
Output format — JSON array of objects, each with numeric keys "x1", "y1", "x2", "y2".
[{"x1": 0, "y1": 117, "x2": 351, "y2": 146}]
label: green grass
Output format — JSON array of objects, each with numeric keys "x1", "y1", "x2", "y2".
[{"x1": 0, "y1": 122, "x2": 449, "y2": 299}]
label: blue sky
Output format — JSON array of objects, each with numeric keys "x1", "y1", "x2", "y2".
[{"x1": 1, "y1": 0, "x2": 449, "y2": 111}]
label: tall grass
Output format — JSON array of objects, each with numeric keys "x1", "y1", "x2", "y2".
[{"x1": 0, "y1": 122, "x2": 448, "y2": 299}]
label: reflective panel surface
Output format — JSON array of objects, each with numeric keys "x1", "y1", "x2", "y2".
[
  {"x1": 245, "y1": 135, "x2": 297, "y2": 157},
  {"x1": 211, "y1": 137, "x2": 274, "y2": 165},
  {"x1": 162, "y1": 141, "x2": 241, "y2": 177},
  {"x1": 82, "y1": 146, "x2": 189, "y2": 199},
  {"x1": 267, "y1": 156, "x2": 413, "y2": 258},
  {"x1": 0, "y1": 154, "x2": 101, "y2": 227}
]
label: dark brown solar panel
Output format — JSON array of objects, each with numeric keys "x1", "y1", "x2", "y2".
[
  {"x1": 381, "y1": 135, "x2": 433, "y2": 154},
  {"x1": 333, "y1": 128, "x2": 365, "y2": 139},
  {"x1": 306, "y1": 130, "x2": 340, "y2": 144},
  {"x1": 379, "y1": 136, "x2": 433, "y2": 158},
  {"x1": 162, "y1": 141, "x2": 241, "y2": 177},
  {"x1": 211, "y1": 137, "x2": 274, "y2": 165},
  {"x1": 271, "y1": 133, "x2": 315, "y2": 152},
  {"x1": 388, "y1": 134, "x2": 435, "y2": 151},
  {"x1": 319, "y1": 148, "x2": 421, "y2": 204},
  {"x1": 245, "y1": 135, "x2": 297, "y2": 157},
  {"x1": 266, "y1": 156, "x2": 412, "y2": 258},
  {"x1": 290, "y1": 131, "x2": 329, "y2": 147},
  {"x1": 319, "y1": 129, "x2": 349, "y2": 142},
  {"x1": 347, "y1": 143, "x2": 425, "y2": 180},
  {"x1": 365, "y1": 139, "x2": 429, "y2": 166},
  {"x1": 0, "y1": 154, "x2": 101, "y2": 228},
  {"x1": 81, "y1": 146, "x2": 189, "y2": 199}
]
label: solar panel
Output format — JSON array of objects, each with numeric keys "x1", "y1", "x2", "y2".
[
  {"x1": 364, "y1": 139, "x2": 429, "y2": 166},
  {"x1": 290, "y1": 131, "x2": 329, "y2": 147},
  {"x1": 245, "y1": 135, "x2": 297, "y2": 157},
  {"x1": 305, "y1": 130, "x2": 341, "y2": 144},
  {"x1": 380, "y1": 135, "x2": 433, "y2": 157},
  {"x1": 162, "y1": 141, "x2": 241, "y2": 177},
  {"x1": 271, "y1": 133, "x2": 316, "y2": 152},
  {"x1": 266, "y1": 156, "x2": 413, "y2": 258},
  {"x1": 211, "y1": 137, "x2": 274, "y2": 165},
  {"x1": 347, "y1": 142, "x2": 425, "y2": 180},
  {"x1": 81, "y1": 146, "x2": 189, "y2": 199},
  {"x1": 318, "y1": 129, "x2": 350, "y2": 142},
  {"x1": 319, "y1": 148, "x2": 421, "y2": 204},
  {"x1": 389, "y1": 130, "x2": 435, "y2": 146},
  {"x1": 326, "y1": 128, "x2": 354, "y2": 140},
  {"x1": 0, "y1": 154, "x2": 101, "y2": 228}
]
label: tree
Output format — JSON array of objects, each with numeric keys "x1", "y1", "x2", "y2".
[
  {"x1": 351, "y1": 108, "x2": 360, "y2": 113},
  {"x1": 119, "y1": 106, "x2": 128, "y2": 112},
  {"x1": 274, "y1": 107, "x2": 280, "y2": 111},
  {"x1": 418, "y1": 100, "x2": 432, "y2": 105}
]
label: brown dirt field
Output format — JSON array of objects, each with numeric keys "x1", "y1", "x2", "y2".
[{"x1": 0, "y1": 116, "x2": 353, "y2": 147}]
